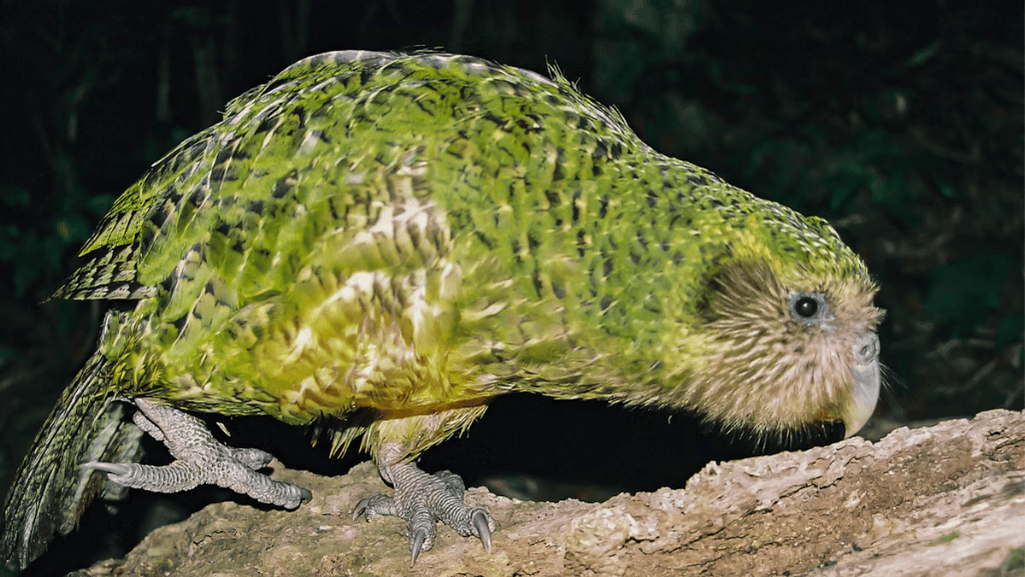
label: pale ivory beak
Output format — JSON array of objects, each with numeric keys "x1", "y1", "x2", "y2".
[{"x1": 844, "y1": 332, "x2": 881, "y2": 438}]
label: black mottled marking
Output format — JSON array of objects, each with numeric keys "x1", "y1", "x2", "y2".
[
  {"x1": 598, "y1": 195, "x2": 609, "y2": 219},
  {"x1": 149, "y1": 202, "x2": 172, "y2": 230},
  {"x1": 531, "y1": 266, "x2": 543, "y2": 297},
  {"x1": 426, "y1": 223, "x2": 447, "y2": 252},
  {"x1": 527, "y1": 231, "x2": 540, "y2": 252},
  {"x1": 693, "y1": 277, "x2": 723, "y2": 323},
  {"x1": 575, "y1": 229, "x2": 587, "y2": 257},
  {"x1": 409, "y1": 225, "x2": 429, "y2": 257},
  {"x1": 210, "y1": 166, "x2": 238, "y2": 183},
  {"x1": 272, "y1": 169, "x2": 298, "y2": 199},
  {"x1": 184, "y1": 140, "x2": 207, "y2": 164},
  {"x1": 215, "y1": 145, "x2": 236, "y2": 165},
  {"x1": 603, "y1": 257, "x2": 613, "y2": 278},
  {"x1": 523, "y1": 110, "x2": 543, "y2": 130},
  {"x1": 255, "y1": 116, "x2": 276, "y2": 134},
  {"x1": 413, "y1": 98, "x2": 435, "y2": 117},
  {"x1": 708, "y1": 198, "x2": 724, "y2": 208},
  {"x1": 646, "y1": 191, "x2": 658, "y2": 208},
  {"x1": 551, "y1": 278, "x2": 566, "y2": 299},
  {"x1": 156, "y1": 275, "x2": 175, "y2": 295},
  {"x1": 170, "y1": 314, "x2": 188, "y2": 332},
  {"x1": 310, "y1": 129, "x2": 331, "y2": 145},
  {"x1": 550, "y1": 156, "x2": 567, "y2": 182},
  {"x1": 252, "y1": 247, "x2": 273, "y2": 267},
  {"x1": 609, "y1": 142, "x2": 623, "y2": 158},
  {"x1": 141, "y1": 171, "x2": 162, "y2": 191},
  {"x1": 167, "y1": 148, "x2": 190, "y2": 174},
  {"x1": 250, "y1": 322, "x2": 266, "y2": 340},
  {"x1": 444, "y1": 144, "x2": 464, "y2": 161},
  {"x1": 571, "y1": 191, "x2": 581, "y2": 222},
  {"x1": 325, "y1": 197, "x2": 343, "y2": 221},
  {"x1": 600, "y1": 295, "x2": 613, "y2": 312},
  {"x1": 185, "y1": 187, "x2": 209, "y2": 213},
  {"x1": 635, "y1": 231, "x2": 649, "y2": 251},
  {"x1": 359, "y1": 67, "x2": 374, "y2": 86},
  {"x1": 481, "y1": 111, "x2": 505, "y2": 129},
  {"x1": 135, "y1": 222, "x2": 157, "y2": 249},
  {"x1": 544, "y1": 190, "x2": 560, "y2": 207},
  {"x1": 687, "y1": 174, "x2": 709, "y2": 187}
]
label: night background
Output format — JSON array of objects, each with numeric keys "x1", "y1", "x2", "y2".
[{"x1": 0, "y1": 0, "x2": 1021, "y2": 574}]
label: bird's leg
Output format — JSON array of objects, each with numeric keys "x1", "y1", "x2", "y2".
[
  {"x1": 84, "y1": 398, "x2": 311, "y2": 509},
  {"x1": 353, "y1": 443, "x2": 494, "y2": 564}
]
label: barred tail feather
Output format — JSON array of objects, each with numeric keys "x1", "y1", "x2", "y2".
[{"x1": 0, "y1": 353, "x2": 144, "y2": 569}]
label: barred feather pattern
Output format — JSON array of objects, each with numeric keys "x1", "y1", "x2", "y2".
[
  {"x1": 1, "y1": 314, "x2": 144, "y2": 568},
  {"x1": 6, "y1": 50, "x2": 880, "y2": 567}
]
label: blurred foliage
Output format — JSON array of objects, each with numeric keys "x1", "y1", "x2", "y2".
[{"x1": 0, "y1": 0, "x2": 1021, "y2": 573}]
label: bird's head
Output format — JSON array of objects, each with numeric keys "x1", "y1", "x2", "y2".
[{"x1": 662, "y1": 204, "x2": 883, "y2": 439}]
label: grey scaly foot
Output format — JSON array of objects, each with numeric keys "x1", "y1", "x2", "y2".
[
  {"x1": 353, "y1": 458, "x2": 494, "y2": 564},
  {"x1": 84, "y1": 398, "x2": 312, "y2": 508}
]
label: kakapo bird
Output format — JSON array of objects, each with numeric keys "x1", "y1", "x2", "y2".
[{"x1": 1, "y1": 50, "x2": 882, "y2": 568}]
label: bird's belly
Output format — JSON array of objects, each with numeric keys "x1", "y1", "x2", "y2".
[{"x1": 152, "y1": 268, "x2": 485, "y2": 426}]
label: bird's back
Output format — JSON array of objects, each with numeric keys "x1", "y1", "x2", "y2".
[
  {"x1": 47, "y1": 52, "x2": 684, "y2": 423},
  {"x1": 51, "y1": 49, "x2": 867, "y2": 433}
]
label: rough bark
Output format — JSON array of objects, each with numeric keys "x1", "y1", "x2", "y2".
[{"x1": 72, "y1": 409, "x2": 1024, "y2": 577}]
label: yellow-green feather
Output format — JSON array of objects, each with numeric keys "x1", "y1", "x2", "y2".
[
  {"x1": 4, "y1": 50, "x2": 882, "y2": 571},
  {"x1": 53, "y1": 50, "x2": 876, "y2": 456}
]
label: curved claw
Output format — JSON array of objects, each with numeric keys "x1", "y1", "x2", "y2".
[
  {"x1": 297, "y1": 486, "x2": 314, "y2": 504},
  {"x1": 472, "y1": 510, "x2": 492, "y2": 553},
  {"x1": 352, "y1": 498, "x2": 371, "y2": 522},
  {"x1": 410, "y1": 528, "x2": 429, "y2": 565}
]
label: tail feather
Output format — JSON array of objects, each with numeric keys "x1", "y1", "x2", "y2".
[{"x1": 1, "y1": 353, "x2": 144, "y2": 569}]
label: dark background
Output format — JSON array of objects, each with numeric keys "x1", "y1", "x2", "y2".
[{"x1": 0, "y1": 0, "x2": 1021, "y2": 574}]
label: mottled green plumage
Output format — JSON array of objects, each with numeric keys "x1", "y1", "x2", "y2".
[{"x1": 4, "y1": 50, "x2": 881, "y2": 568}]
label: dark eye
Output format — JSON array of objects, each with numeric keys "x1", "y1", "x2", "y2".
[
  {"x1": 794, "y1": 296, "x2": 818, "y2": 318},
  {"x1": 788, "y1": 292, "x2": 829, "y2": 325}
]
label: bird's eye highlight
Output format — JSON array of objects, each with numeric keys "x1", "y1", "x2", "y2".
[
  {"x1": 788, "y1": 292, "x2": 829, "y2": 325},
  {"x1": 794, "y1": 296, "x2": 818, "y2": 318}
]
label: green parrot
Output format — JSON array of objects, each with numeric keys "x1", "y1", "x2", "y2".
[{"x1": 1, "y1": 50, "x2": 882, "y2": 568}]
